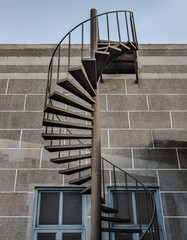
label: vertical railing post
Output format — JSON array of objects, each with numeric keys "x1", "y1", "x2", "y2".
[{"x1": 90, "y1": 8, "x2": 101, "y2": 240}]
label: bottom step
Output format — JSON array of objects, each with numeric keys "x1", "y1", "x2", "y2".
[
  {"x1": 101, "y1": 216, "x2": 131, "y2": 223},
  {"x1": 102, "y1": 228, "x2": 142, "y2": 233}
]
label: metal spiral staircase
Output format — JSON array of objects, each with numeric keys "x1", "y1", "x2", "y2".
[{"x1": 42, "y1": 9, "x2": 160, "y2": 240}]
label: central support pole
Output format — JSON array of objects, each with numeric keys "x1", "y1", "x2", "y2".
[{"x1": 90, "y1": 9, "x2": 102, "y2": 240}]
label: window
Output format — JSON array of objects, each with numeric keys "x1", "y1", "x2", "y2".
[
  {"x1": 32, "y1": 188, "x2": 87, "y2": 240},
  {"x1": 108, "y1": 188, "x2": 166, "y2": 240}
]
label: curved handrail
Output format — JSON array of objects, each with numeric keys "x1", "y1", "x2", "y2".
[
  {"x1": 102, "y1": 157, "x2": 158, "y2": 239},
  {"x1": 44, "y1": 10, "x2": 138, "y2": 108}
]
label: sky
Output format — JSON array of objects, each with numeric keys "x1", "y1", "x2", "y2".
[{"x1": 0, "y1": 0, "x2": 186, "y2": 44}]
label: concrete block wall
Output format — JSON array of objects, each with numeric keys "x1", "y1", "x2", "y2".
[{"x1": 0, "y1": 44, "x2": 186, "y2": 240}]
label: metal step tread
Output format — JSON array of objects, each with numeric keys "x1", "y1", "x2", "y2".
[
  {"x1": 101, "y1": 216, "x2": 131, "y2": 223},
  {"x1": 42, "y1": 133, "x2": 92, "y2": 140},
  {"x1": 45, "y1": 144, "x2": 92, "y2": 152},
  {"x1": 69, "y1": 67, "x2": 96, "y2": 96},
  {"x1": 43, "y1": 119, "x2": 93, "y2": 130},
  {"x1": 44, "y1": 105, "x2": 93, "y2": 121},
  {"x1": 57, "y1": 78, "x2": 95, "y2": 104},
  {"x1": 82, "y1": 58, "x2": 97, "y2": 89},
  {"x1": 101, "y1": 205, "x2": 118, "y2": 213},
  {"x1": 49, "y1": 91, "x2": 94, "y2": 112},
  {"x1": 58, "y1": 164, "x2": 91, "y2": 175},
  {"x1": 69, "y1": 173, "x2": 91, "y2": 185},
  {"x1": 101, "y1": 228, "x2": 142, "y2": 233},
  {"x1": 51, "y1": 153, "x2": 91, "y2": 164},
  {"x1": 80, "y1": 185, "x2": 91, "y2": 194}
]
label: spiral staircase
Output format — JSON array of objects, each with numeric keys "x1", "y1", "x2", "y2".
[{"x1": 42, "y1": 9, "x2": 160, "y2": 240}]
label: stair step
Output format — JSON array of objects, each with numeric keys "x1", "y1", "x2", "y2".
[
  {"x1": 105, "y1": 46, "x2": 121, "y2": 66},
  {"x1": 49, "y1": 91, "x2": 94, "y2": 112},
  {"x1": 58, "y1": 164, "x2": 91, "y2": 175},
  {"x1": 42, "y1": 133, "x2": 92, "y2": 140},
  {"x1": 57, "y1": 78, "x2": 95, "y2": 104},
  {"x1": 69, "y1": 67, "x2": 96, "y2": 96},
  {"x1": 69, "y1": 174, "x2": 91, "y2": 185},
  {"x1": 101, "y1": 216, "x2": 131, "y2": 223},
  {"x1": 101, "y1": 205, "x2": 118, "y2": 213},
  {"x1": 51, "y1": 153, "x2": 91, "y2": 164},
  {"x1": 126, "y1": 42, "x2": 137, "y2": 51},
  {"x1": 43, "y1": 119, "x2": 93, "y2": 130},
  {"x1": 102, "y1": 228, "x2": 142, "y2": 233},
  {"x1": 80, "y1": 185, "x2": 91, "y2": 194},
  {"x1": 95, "y1": 51, "x2": 109, "y2": 79},
  {"x1": 44, "y1": 105, "x2": 93, "y2": 121},
  {"x1": 45, "y1": 144, "x2": 91, "y2": 152},
  {"x1": 82, "y1": 58, "x2": 97, "y2": 89},
  {"x1": 117, "y1": 43, "x2": 131, "y2": 53}
]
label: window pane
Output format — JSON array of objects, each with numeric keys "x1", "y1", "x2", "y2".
[
  {"x1": 136, "y1": 192, "x2": 154, "y2": 224},
  {"x1": 63, "y1": 233, "x2": 81, "y2": 240},
  {"x1": 63, "y1": 192, "x2": 82, "y2": 224},
  {"x1": 115, "y1": 233, "x2": 133, "y2": 240},
  {"x1": 39, "y1": 192, "x2": 59, "y2": 225},
  {"x1": 38, "y1": 233, "x2": 56, "y2": 240},
  {"x1": 113, "y1": 191, "x2": 134, "y2": 225}
]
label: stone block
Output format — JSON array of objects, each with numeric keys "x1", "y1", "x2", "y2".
[
  {"x1": 0, "y1": 112, "x2": 43, "y2": 129},
  {"x1": 164, "y1": 218, "x2": 187, "y2": 240},
  {"x1": 0, "y1": 149, "x2": 40, "y2": 168},
  {"x1": 0, "y1": 192, "x2": 34, "y2": 216},
  {"x1": 0, "y1": 79, "x2": 7, "y2": 93},
  {"x1": 101, "y1": 130, "x2": 108, "y2": 148},
  {"x1": 127, "y1": 79, "x2": 187, "y2": 94},
  {"x1": 130, "y1": 112, "x2": 171, "y2": 129},
  {"x1": 0, "y1": 95, "x2": 25, "y2": 110},
  {"x1": 101, "y1": 112, "x2": 129, "y2": 128},
  {"x1": 172, "y1": 112, "x2": 187, "y2": 128},
  {"x1": 16, "y1": 170, "x2": 62, "y2": 191},
  {"x1": 8, "y1": 79, "x2": 46, "y2": 94},
  {"x1": 153, "y1": 130, "x2": 187, "y2": 147},
  {"x1": 99, "y1": 78, "x2": 126, "y2": 94},
  {"x1": 139, "y1": 65, "x2": 187, "y2": 73},
  {"x1": 0, "y1": 170, "x2": 15, "y2": 191},
  {"x1": 99, "y1": 95, "x2": 107, "y2": 111},
  {"x1": 109, "y1": 130, "x2": 153, "y2": 148},
  {"x1": 0, "y1": 218, "x2": 32, "y2": 240},
  {"x1": 25, "y1": 95, "x2": 45, "y2": 110},
  {"x1": 0, "y1": 130, "x2": 20, "y2": 148},
  {"x1": 133, "y1": 149, "x2": 178, "y2": 169},
  {"x1": 21, "y1": 130, "x2": 47, "y2": 148},
  {"x1": 101, "y1": 149, "x2": 132, "y2": 169},
  {"x1": 158, "y1": 170, "x2": 187, "y2": 191},
  {"x1": 161, "y1": 193, "x2": 187, "y2": 216},
  {"x1": 178, "y1": 149, "x2": 187, "y2": 169},
  {"x1": 138, "y1": 48, "x2": 187, "y2": 56},
  {"x1": 108, "y1": 95, "x2": 147, "y2": 110},
  {"x1": 149, "y1": 95, "x2": 187, "y2": 110}
]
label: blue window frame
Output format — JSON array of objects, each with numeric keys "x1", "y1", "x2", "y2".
[
  {"x1": 32, "y1": 188, "x2": 87, "y2": 240},
  {"x1": 108, "y1": 188, "x2": 166, "y2": 240}
]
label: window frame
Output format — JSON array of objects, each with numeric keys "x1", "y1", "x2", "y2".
[
  {"x1": 32, "y1": 188, "x2": 88, "y2": 240},
  {"x1": 107, "y1": 187, "x2": 166, "y2": 240}
]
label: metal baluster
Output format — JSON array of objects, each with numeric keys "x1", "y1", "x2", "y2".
[
  {"x1": 68, "y1": 139, "x2": 70, "y2": 169},
  {"x1": 79, "y1": 148, "x2": 81, "y2": 178},
  {"x1": 125, "y1": 172, "x2": 130, "y2": 219},
  {"x1": 130, "y1": 13, "x2": 135, "y2": 43},
  {"x1": 125, "y1": 12, "x2": 130, "y2": 42},
  {"x1": 101, "y1": 158, "x2": 105, "y2": 202},
  {"x1": 131, "y1": 12, "x2": 138, "y2": 45},
  {"x1": 116, "y1": 12, "x2": 121, "y2": 43},
  {"x1": 136, "y1": 180, "x2": 142, "y2": 230},
  {"x1": 106, "y1": 13, "x2": 110, "y2": 46},
  {"x1": 48, "y1": 60, "x2": 53, "y2": 95},
  {"x1": 57, "y1": 45, "x2": 61, "y2": 83},
  {"x1": 113, "y1": 166, "x2": 118, "y2": 211},
  {"x1": 68, "y1": 33, "x2": 71, "y2": 69},
  {"x1": 58, "y1": 128, "x2": 62, "y2": 159},
  {"x1": 81, "y1": 23, "x2": 84, "y2": 59}
]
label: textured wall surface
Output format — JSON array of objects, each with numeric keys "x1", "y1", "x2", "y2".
[{"x1": 0, "y1": 44, "x2": 186, "y2": 240}]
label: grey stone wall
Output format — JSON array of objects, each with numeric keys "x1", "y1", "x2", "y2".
[{"x1": 0, "y1": 44, "x2": 186, "y2": 240}]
